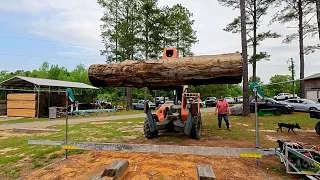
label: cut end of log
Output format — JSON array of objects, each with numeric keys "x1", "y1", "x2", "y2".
[{"x1": 88, "y1": 53, "x2": 243, "y2": 89}]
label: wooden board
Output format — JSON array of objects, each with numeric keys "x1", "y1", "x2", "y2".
[
  {"x1": 7, "y1": 101, "x2": 36, "y2": 109},
  {"x1": 88, "y1": 53, "x2": 243, "y2": 89},
  {"x1": 7, "y1": 109, "x2": 36, "y2": 118},
  {"x1": 7, "y1": 93, "x2": 36, "y2": 101}
]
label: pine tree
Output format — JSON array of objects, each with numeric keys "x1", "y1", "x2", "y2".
[
  {"x1": 271, "y1": 0, "x2": 317, "y2": 98},
  {"x1": 218, "y1": 0, "x2": 280, "y2": 82},
  {"x1": 166, "y1": 4, "x2": 198, "y2": 57}
]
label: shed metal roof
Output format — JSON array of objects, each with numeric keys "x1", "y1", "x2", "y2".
[
  {"x1": 304, "y1": 73, "x2": 320, "y2": 80},
  {"x1": 0, "y1": 76, "x2": 98, "y2": 89}
]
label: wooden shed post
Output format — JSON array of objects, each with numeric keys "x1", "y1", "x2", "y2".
[
  {"x1": 65, "y1": 90, "x2": 69, "y2": 159},
  {"x1": 35, "y1": 85, "x2": 40, "y2": 119}
]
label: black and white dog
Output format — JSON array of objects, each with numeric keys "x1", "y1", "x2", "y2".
[{"x1": 277, "y1": 122, "x2": 301, "y2": 134}]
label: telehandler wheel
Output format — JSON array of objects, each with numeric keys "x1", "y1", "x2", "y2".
[
  {"x1": 144, "y1": 117, "x2": 158, "y2": 139},
  {"x1": 190, "y1": 116, "x2": 202, "y2": 140},
  {"x1": 316, "y1": 121, "x2": 320, "y2": 136}
]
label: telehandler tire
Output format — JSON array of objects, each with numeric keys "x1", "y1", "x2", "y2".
[
  {"x1": 190, "y1": 116, "x2": 202, "y2": 140},
  {"x1": 144, "y1": 117, "x2": 158, "y2": 139},
  {"x1": 316, "y1": 121, "x2": 320, "y2": 136}
]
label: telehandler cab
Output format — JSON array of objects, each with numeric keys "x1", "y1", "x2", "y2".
[{"x1": 144, "y1": 92, "x2": 202, "y2": 139}]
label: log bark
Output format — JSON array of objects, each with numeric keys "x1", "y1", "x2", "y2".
[{"x1": 88, "y1": 53, "x2": 243, "y2": 90}]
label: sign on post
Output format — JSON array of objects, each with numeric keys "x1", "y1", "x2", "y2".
[{"x1": 249, "y1": 82, "x2": 264, "y2": 99}]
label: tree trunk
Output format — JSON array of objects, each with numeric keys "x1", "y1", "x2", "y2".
[
  {"x1": 252, "y1": 0, "x2": 257, "y2": 83},
  {"x1": 298, "y1": 0, "x2": 305, "y2": 98},
  {"x1": 240, "y1": 0, "x2": 250, "y2": 117},
  {"x1": 88, "y1": 53, "x2": 243, "y2": 90},
  {"x1": 316, "y1": 0, "x2": 320, "y2": 40}
]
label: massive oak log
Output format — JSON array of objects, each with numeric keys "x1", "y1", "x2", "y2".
[{"x1": 88, "y1": 53, "x2": 243, "y2": 90}]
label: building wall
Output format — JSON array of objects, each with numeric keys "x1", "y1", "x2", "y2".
[{"x1": 305, "y1": 78, "x2": 320, "y2": 102}]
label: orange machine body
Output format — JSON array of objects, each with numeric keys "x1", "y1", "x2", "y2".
[
  {"x1": 162, "y1": 48, "x2": 179, "y2": 59},
  {"x1": 156, "y1": 93, "x2": 201, "y2": 123}
]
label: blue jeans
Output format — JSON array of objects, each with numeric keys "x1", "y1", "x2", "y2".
[{"x1": 218, "y1": 114, "x2": 229, "y2": 128}]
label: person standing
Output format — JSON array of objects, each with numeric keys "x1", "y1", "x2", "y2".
[{"x1": 214, "y1": 96, "x2": 231, "y2": 130}]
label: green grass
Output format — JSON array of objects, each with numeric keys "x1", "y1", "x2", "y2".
[{"x1": 0, "y1": 111, "x2": 318, "y2": 179}]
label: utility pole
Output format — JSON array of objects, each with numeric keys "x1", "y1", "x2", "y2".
[
  {"x1": 287, "y1": 58, "x2": 296, "y2": 98},
  {"x1": 240, "y1": 0, "x2": 250, "y2": 117}
]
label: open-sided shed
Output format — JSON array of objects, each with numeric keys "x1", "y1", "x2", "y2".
[{"x1": 0, "y1": 76, "x2": 98, "y2": 118}]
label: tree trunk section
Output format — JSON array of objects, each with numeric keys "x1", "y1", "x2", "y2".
[
  {"x1": 298, "y1": 0, "x2": 305, "y2": 98},
  {"x1": 240, "y1": 0, "x2": 250, "y2": 117},
  {"x1": 252, "y1": 0, "x2": 257, "y2": 83},
  {"x1": 316, "y1": 0, "x2": 320, "y2": 40},
  {"x1": 88, "y1": 53, "x2": 243, "y2": 90}
]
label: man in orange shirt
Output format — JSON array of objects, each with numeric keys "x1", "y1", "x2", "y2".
[{"x1": 214, "y1": 96, "x2": 231, "y2": 130}]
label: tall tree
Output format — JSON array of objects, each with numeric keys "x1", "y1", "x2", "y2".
[
  {"x1": 240, "y1": 0, "x2": 250, "y2": 116},
  {"x1": 166, "y1": 4, "x2": 198, "y2": 56},
  {"x1": 271, "y1": 0, "x2": 316, "y2": 98},
  {"x1": 218, "y1": 0, "x2": 280, "y2": 83},
  {"x1": 316, "y1": 0, "x2": 320, "y2": 40}
]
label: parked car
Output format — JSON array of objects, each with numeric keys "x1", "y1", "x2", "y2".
[
  {"x1": 249, "y1": 98, "x2": 294, "y2": 114},
  {"x1": 194, "y1": 99, "x2": 205, "y2": 107},
  {"x1": 281, "y1": 99, "x2": 320, "y2": 112},
  {"x1": 164, "y1": 101, "x2": 174, "y2": 104},
  {"x1": 225, "y1": 97, "x2": 235, "y2": 104},
  {"x1": 274, "y1": 93, "x2": 300, "y2": 101},
  {"x1": 205, "y1": 97, "x2": 217, "y2": 107},
  {"x1": 236, "y1": 96, "x2": 243, "y2": 103},
  {"x1": 132, "y1": 100, "x2": 156, "y2": 110}
]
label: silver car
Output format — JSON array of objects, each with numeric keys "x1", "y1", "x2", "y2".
[{"x1": 282, "y1": 99, "x2": 320, "y2": 112}]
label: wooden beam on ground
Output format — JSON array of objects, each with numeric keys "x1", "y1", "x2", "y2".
[
  {"x1": 88, "y1": 53, "x2": 243, "y2": 89},
  {"x1": 28, "y1": 140, "x2": 270, "y2": 157},
  {"x1": 101, "y1": 160, "x2": 129, "y2": 180},
  {"x1": 197, "y1": 165, "x2": 216, "y2": 180}
]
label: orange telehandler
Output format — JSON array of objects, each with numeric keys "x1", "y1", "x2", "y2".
[{"x1": 144, "y1": 48, "x2": 202, "y2": 139}]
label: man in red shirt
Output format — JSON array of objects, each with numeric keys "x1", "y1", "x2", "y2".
[{"x1": 214, "y1": 96, "x2": 231, "y2": 130}]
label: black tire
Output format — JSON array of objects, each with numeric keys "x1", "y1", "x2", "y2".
[
  {"x1": 309, "y1": 107, "x2": 317, "y2": 112},
  {"x1": 274, "y1": 98, "x2": 278, "y2": 101},
  {"x1": 285, "y1": 97, "x2": 288, "y2": 100},
  {"x1": 144, "y1": 117, "x2": 158, "y2": 139},
  {"x1": 316, "y1": 122, "x2": 320, "y2": 136},
  {"x1": 278, "y1": 107, "x2": 287, "y2": 114},
  {"x1": 133, "y1": 105, "x2": 136, "y2": 110},
  {"x1": 190, "y1": 116, "x2": 202, "y2": 140},
  {"x1": 250, "y1": 106, "x2": 255, "y2": 113}
]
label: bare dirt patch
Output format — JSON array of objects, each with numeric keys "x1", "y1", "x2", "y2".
[
  {"x1": 263, "y1": 131, "x2": 320, "y2": 147},
  {"x1": 0, "y1": 147, "x2": 18, "y2": 155},
  {"x1": 117, "y1": 125, "x2": 143, "y2": 133},
  {"x1": 236, "y1": 123, "x2": 249, "y2": 127},
  {"x1": 0, "y1": 130, "x2": 54, "y2": 140},
  {"x1": 24, "y1": 151, "x2": 292, "y2": 180},
  {"x1": 90, "y1": 121, "x2": 112, "y2": 125},
  {"x1": 249, "y1": 129, "x2": 277, "y2": 132}
]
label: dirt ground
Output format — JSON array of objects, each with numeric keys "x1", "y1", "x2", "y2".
[{"x1": 24, "y1": 151, "x2": 296, "y2": 180}]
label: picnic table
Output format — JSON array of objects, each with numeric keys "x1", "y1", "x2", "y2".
[{"x1": 258, "y1": 108, "x2": 280, "y2": 116}]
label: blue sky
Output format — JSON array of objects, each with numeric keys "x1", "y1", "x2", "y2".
[{"x1": 0, "y1": 0, "x2": 319, "y2": 83}]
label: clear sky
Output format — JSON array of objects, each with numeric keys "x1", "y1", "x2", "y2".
[{"x1": 0, "y1": 0, "x2": 319, "y2": 83}]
